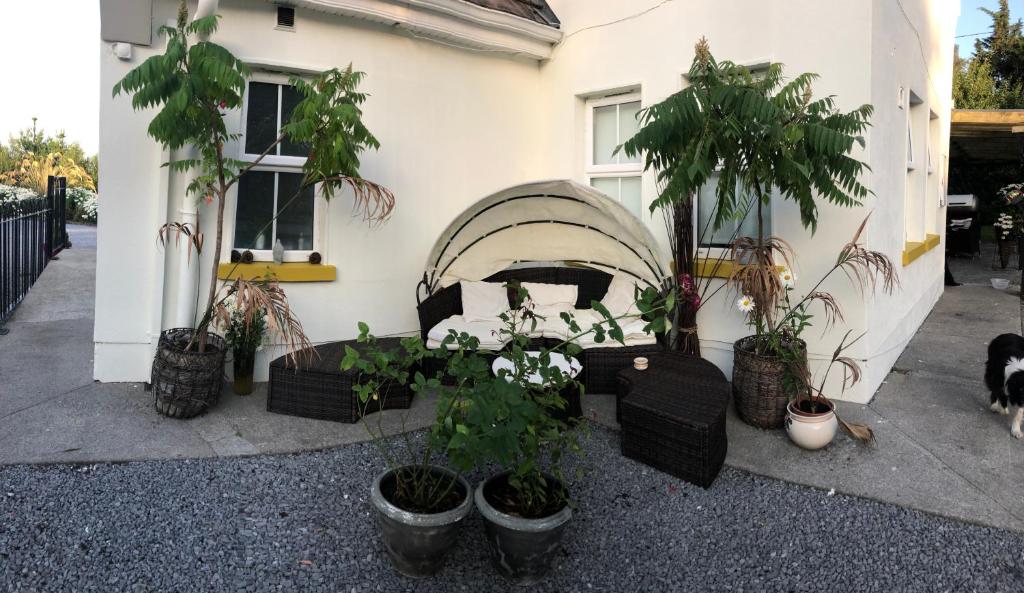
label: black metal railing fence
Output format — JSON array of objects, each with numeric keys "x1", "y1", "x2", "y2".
[{"x1": 0, "y1": 176, "x2": 68, "y2": 326}]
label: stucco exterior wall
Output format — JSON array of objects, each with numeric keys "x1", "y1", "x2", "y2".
[{"x1": 95, "y1": 0, "x2": 959, "y2": 403}]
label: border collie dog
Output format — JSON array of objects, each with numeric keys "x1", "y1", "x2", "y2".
[{"x1": 985, "y1": 333, "x2": 1024, "y2": 439}]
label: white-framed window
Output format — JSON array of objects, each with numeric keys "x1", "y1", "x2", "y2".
[
  {"x1": 232, "y1": 74, "x2": 323, "y2": 262},
  {"x1": 585, "y1": 93, "x2": 643, "y2": 217},
  {"x1": 696, "y1": 171, "x2": 773, "y2": 249}
]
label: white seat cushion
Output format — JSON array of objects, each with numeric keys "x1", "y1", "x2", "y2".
[
  {"x1": 426, "y1": 315, "x2": 509, "y2": 350},
  {"x1": 573, "y1": 316, "x2": 657, "y2": 349},
  {"x1": 460, "y1": 281, "x2": 509, "y2": 322}
]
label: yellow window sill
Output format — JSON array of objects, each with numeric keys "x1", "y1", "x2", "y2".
[
  {"x1": 902, "y1": 234, "x2": 940, "y2": 267},
  {"x1": 695, "y1": 258, "x2": 785, "y2": 279},
  {"x1": 217, "y1": 262, "x2": 337, "y2": 282}
]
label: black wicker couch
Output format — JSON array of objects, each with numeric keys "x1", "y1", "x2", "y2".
[{"x1": 416, "y1": 266, "x2": 665, "y2": 394}]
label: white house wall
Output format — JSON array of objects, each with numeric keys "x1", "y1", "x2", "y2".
[
  {"x1": 95, "y1": 0, "x2": 958, "y2": 403},
  {"x1": 96, "y1": 0, "x2": 547, "y2": 381}
]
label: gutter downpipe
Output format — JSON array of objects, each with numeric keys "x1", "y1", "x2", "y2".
[{"x1": 171, "y1": 0, "x2": 220, "y2": 328}]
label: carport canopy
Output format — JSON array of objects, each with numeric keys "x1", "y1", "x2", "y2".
[{"x1": 950, "y1": 109, "x2": 1024, "y2": 164}]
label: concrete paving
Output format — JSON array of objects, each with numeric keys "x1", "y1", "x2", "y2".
[
  {"x1": 0, "y1": 225, "x2": 438, "y2": 465},
  {"x1": 1, "y1": 226, "x2": 1022, "y2": 533}
]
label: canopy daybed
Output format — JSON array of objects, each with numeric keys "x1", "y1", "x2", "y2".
[{"x1": 416, "y1": 179, "x2": 671, "y2": 394}]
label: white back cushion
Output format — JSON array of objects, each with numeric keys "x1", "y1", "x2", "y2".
[
  {"x1": 460, "y1": 281, "x2": 508, "y2": 322},
  {"x1": 601, "y1": 275, "x2": 640, "y2": 318},
  {"x1": 521, "y1": 282, "x2": 578, "y2": 316}
]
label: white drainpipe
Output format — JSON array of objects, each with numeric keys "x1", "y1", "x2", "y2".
[{"x1": 172, "y1": 0, "x2": 220, "y2": 327}]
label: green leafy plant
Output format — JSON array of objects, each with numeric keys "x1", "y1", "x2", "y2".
[
  {"x1": 622, "y1": 38, "x2": 873, "y2": 354},
  {"x1": 441, "y1": 282, "x2": 670, "y2": 518},
  {"x1": 113, "y1": 1, "x2": 393, "y2": 362},
  {"x1": 344, "y1": 282, "x2": 671, "y2": 517}
]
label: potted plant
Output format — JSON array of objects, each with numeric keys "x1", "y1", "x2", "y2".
[
  {"x1": 442, "y1": 284, "x2": 670, "y2": 584},
  {"x1": 222, "y1": 301, "x2": 266, "y2": 395},
  {"x1": 340, "y1": 325, "x2": 487, "y2": 578},
  {"x1": 116, "y1": 2, "x2": 393, "y2": 417},
  {"x1": 620, "y1": 39, "x2": 872, "y2": 358},
  {"x1": 733, "y1": 217, "x2": 897, "y2": 441},
  {"x1": 994, "y1": 210, "x2": 1016, "y2": 269}
]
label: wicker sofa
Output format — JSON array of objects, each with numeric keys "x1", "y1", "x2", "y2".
[{"x1": 416, "y1": 266, "x2": 665, "y2": 394}]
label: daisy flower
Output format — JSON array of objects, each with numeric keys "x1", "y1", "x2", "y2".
[
  {"x1": 779, "y1": 268, "x2": 796, "y2": 289},
  {"x1": 737, "y1": 295, "x2": 755, "y2": 313}
]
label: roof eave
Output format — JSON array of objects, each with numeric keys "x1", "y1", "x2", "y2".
[{"x1": 282, "y1": 0, "x2": 562, "y2": 60}]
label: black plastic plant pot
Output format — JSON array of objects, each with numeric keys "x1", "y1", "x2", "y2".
[
  {"x1": 370, "y1": 466, "x2": 472, "y2": 578},
  {"x1": 474, "y1": 472, "x2": 573, "y2": 585}
]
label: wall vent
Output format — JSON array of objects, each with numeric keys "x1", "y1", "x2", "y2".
[{"x1": 276, "y1": 6, "x2": 295, "y2": 29}]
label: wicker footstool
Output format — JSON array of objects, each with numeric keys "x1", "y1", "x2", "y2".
[
  {"x1": 268, "y1": 338, "x2": 414, "y2": 423},
  {"x1": 616, "y1": 353, "x2": 729, "y2": 488}
]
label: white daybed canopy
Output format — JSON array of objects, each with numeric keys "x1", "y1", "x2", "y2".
[{"x1": 422, "y1": 179, "x2": 669, "y2": 294}]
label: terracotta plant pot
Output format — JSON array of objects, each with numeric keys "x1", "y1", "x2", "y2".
[{"x1": 785, "y1": 398, "x2": 838, "y2": 450}]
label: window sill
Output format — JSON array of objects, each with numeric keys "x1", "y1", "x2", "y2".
[
  {"x1": 217, "y1": 262, "x2": 336, "y2": 282},
  {"x1": 694, "y1": 258, "x2": 784, "y2": 279},
  {"x1": 901, "y1": 234, "x2": 940, "y2": 267}
]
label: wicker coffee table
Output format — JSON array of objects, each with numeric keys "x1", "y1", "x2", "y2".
[
  {"x1": 616, "y1": 352, "x2": 729, "y2": 488},
  {"x1": 267, "y1": 338, "x2": 415, "y2": 423}
]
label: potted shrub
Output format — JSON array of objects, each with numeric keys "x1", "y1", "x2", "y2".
[
  {"x1": 115, "y1": 2, "x2": 393, "y2": 417},
  {"x1": 733, "y1": 217, "x2": 897, "y2": 443},
  {"x1": 442, "y1": 284, "x2": 670, "y2": 583},
  {"x1": 340, "y1": 326, "x2": 488, "y2": 577},
  {"x1": 620, "y1": 39, "x2": 872, "y2": 358}
]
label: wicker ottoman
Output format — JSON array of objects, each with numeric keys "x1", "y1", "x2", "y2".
[
  {"x1": 617, "y1": 353, "x2": 729, "y2": 488},
  {"x1": 267, "y1": 338, "x2": 414, "y2": 423}
]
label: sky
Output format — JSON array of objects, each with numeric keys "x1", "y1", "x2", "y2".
[
  {"x1": 956, "y1": 0, "x2": 1024, "y2": 57},
  {"x1": 0, "y1": 1, "x2": 1022, "y2": 157},
  {"x1": 0, "y1": 1, "x2": 100, "y2": 155}
]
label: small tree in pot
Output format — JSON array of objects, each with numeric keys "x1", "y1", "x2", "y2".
[
  {"x1": 622, "y1": 39, "x2": 872, "y2": 372},
  {"x1": 734, "y1": 217, "x2": 897, "y2": 442},
  {"x1": 116, "y1": 3, "x2": 393, "y2": 417}
]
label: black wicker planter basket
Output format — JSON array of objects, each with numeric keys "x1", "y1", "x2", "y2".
[
  {"x1": 731, "y1": 335, "x2": 805, "y2": 429},
  {"x1": 152, "y1": 328, "x2": 226, "y2": 419}
]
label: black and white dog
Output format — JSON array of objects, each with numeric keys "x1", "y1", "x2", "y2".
[{"x1": 985, "y1": 333, "x2": 1024, "y2": 439}]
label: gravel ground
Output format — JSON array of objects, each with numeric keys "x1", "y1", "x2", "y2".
[{"x1": 1, "y1": 425, "x2": 1023, "y2": 593}]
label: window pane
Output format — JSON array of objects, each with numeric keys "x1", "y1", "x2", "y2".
[
  {"x1": 737, "y1": 190, "x2": 770, "y2": 240},
  {"x1": 245, "y1": 82, "x2": 279, "y2": 155},
  {"x1": 618, "y1": 101, "x2": 641, "y2": 164},
  {"x1": 590, "y1": 176, "x2": 619, "y2": 199},
  {"x1": 280, "y1": 85, "x2": 309, "y2": 158},
  {"x1": 698, "y1": 174, "x2": 771, "y2": 247},
  {"x1": 234, "y1": 171, "x2": 276, "y2": 250},
  {"x1": 620, "y1": 176, "x2": 642, "y2": 217},
  {"x1": 593, "y1": 105, "x2": 618, "y2": 165},
  {"x1": 276, "y1": 172, "x2": 315, "y2": 251},
  {"x1": 697, "y1": 175, "x2": 735, "y2": 247}
]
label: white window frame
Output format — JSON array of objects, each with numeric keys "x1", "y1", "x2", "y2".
[
  {"x1": 227, "y1": 72, "x2": 326, "y2": 263},
  {"x1": 585, "y1": 92, "x2": 643, "y2": 215}
]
